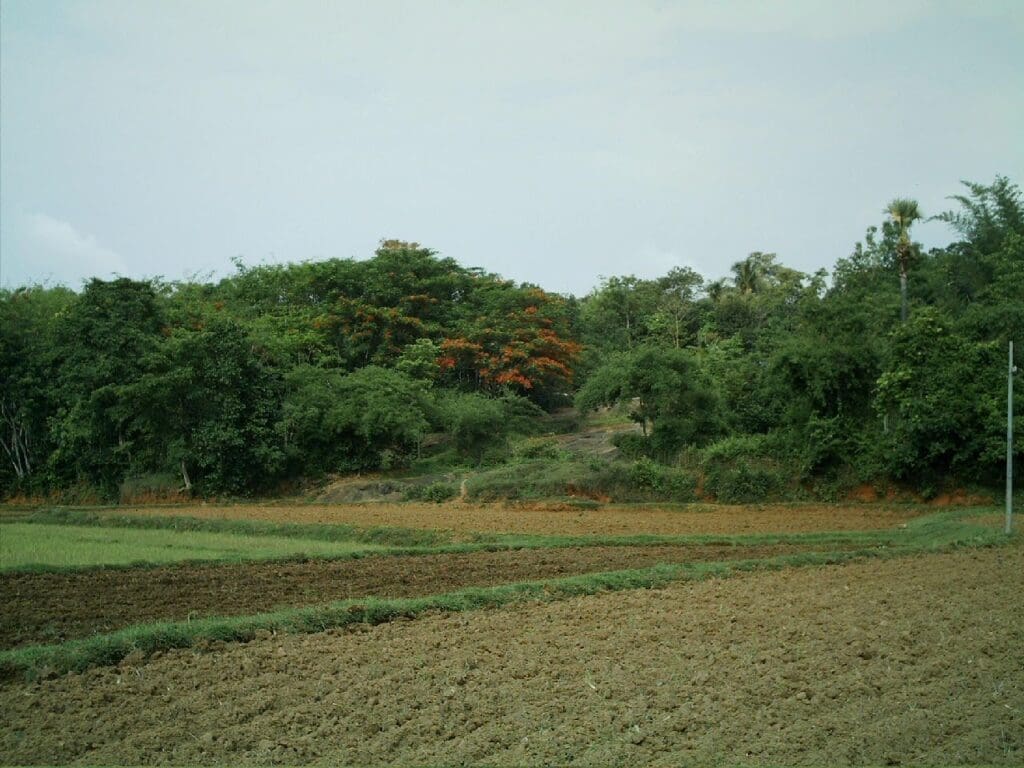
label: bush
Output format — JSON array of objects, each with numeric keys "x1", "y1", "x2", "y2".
[
  {"x1": 510, "y1": 437, "x2": 565, "y2": 462},
  {"x1": 545, "y1": 409, "x2": 582, "y2": 434},
  {"x1": 567, "y1": 459, "x2": 697, "y2": 502},
  {"x1": 464, "y1": 459, "x2": 596, "y2": 501},
  {"x1": 699, "y1": 433, "x2": 772, "y2": 464},
  {"x1": 699, "y1": 434, "x2": 794, "y2": 502},
  {"x1": 626, "y1": 458, "x2": 697, "y2": 500},
  {"x1": 461, "y1": 454, "x2": 698, "y2": 503},
  {"x1": 436, "y1": 392, "x2": 509, "y2": 462},
  {"x1": 463, "y1": 463, "x2": 536, "y2": 500},
  {"x1": 119, "y1": 473, "x2": 185, "y2": 503},
  {"x1": 704, "y1": 464, "x2": 789, "y2": 503},
  {"x1": 611, "y1": 432, "x2": 650, "y2": 460},
  {"x1": 406, "y1": 481, "x2": 458, "y2": 503}
]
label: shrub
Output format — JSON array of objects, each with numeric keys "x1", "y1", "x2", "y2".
[
  {"x1": 563, "y1": 459, "x2": 697, "y2": 502},
  {"x1": 511, "y1": 437, "x2": 566, "y2": 462},
  {"x1": 410, "y1": 481, "x2": 458, "y2": 503},
  {"x1": 699, "y1": 434, "x2": 794, "y2": 502},
  {"x1": 462, "y1": 454, "x2": 698, "y2": 503},
  {"x1": 704, "y1": 464, "x2": 788, "y2": 503},
  {"x1": 545, "y1": 410, "x2": 582, "y2": 434},
  {"x1": 463, "y1": 464, "x2": 531, "y2": 500},
  {"x1": 464, "y1": 459, "x2": 592, "y2": 501},
  {"x1": 119, "y1": 473, "x2": 184, "y2": 504},
  {"x1": 611, "y1": 432, "x2": 650, "y2": 460},
  {"x1": 436, "y1": 392, "x2": 509, "y2": 462},
  {"x1": 626, "y1": 458, "x2": 697, "y2": 500}
]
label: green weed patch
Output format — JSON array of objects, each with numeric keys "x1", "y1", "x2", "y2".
[
  {"x1": 0, "y1": 522, "x2": 390, "y2": 572},
  {"x1": 30, "y1": 506, "x2": 452, "y2": 547}
]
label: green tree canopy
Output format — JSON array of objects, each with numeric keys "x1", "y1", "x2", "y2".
[{"x1": 576, "y1": 346, "x2": 722, "y2": 457}]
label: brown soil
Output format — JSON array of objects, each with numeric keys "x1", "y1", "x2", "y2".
[
  {"x1": 846, "y1": 484, "x2": 994, "y2": 507},
  {"x1": 847, "y1": 483, "x2": 880, "y2": 502},
  {"x1": 0, "y1": 543, "x2": 833, "y2": 649},
  {"x1": 928, "y1": 488, "x2": 995, "y2": 506},
  {"x1": 2, "y1": 546, "x2": 1021, "y2": 766},
  {"x1": 109, "y1": 501, "x2": 923, "y2": 537}
]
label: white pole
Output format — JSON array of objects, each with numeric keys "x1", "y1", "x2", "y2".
[{"x1": 1008, "y1": 340, "x2": 1014, "y2": 535}]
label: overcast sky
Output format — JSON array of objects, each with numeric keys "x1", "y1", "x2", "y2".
[{"x1": 2, "y1": 0, "x2": 1022, "y2": 296}]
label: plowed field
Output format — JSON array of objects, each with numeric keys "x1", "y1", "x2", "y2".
[
  {"x1": 110, "y1": 501, "x2": 922, "y2": 536},
  {"x1": 2, "y1": 545, "x2": 1020, "y2": 766},
  {"x1": 1, "y1": 542, "x2": 842, "y2": 649}
]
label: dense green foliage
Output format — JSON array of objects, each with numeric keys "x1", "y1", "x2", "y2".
[
  {"x1": 574, "y1": 176, "x2": 1022, "y2": 498},
  {"x1": 576, "y1": 346, "x2": 721, "y2": 458},
  {"x1": 1, "y1": 242, "x2": 577, "y2": 497},
  {"x1": 1, "y1": 176, "x2": 1021, "y2": 500}
]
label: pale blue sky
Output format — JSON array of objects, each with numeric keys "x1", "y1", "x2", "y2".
[{"x1": 2, "y1": 0, "x2": 1022, "y2": 295}]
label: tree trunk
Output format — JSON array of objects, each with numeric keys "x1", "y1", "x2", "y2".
[
  {"x1": 0, "y1": 402, "x2": 31, "y2": 479},
  {"x1": 0, "y1": 434, "x2": 25, "y2": 479},
  {"x1": 899, "y1": 265, "x2": 908, "y2": 323},
  {"x1": 898, "y1": 245, "x2": 910, "y2": 323},
  {"x1": 180, "y1": 459, "x2": 192, "y2": 492}
]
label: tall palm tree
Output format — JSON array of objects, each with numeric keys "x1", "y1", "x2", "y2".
[
  {"x1": 731, "y1": 255, "x2": 763, "y2": 294},
  {"x1": 886, "y1": 198, "x2": 923, "y2": 322},
  {"x1": 706, "y1": 278, "x2": 730, "y2": 302}
]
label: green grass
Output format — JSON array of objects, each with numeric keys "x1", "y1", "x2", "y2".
[
  {"x1": 4, "y1": 505, "x2": 1004, "y2": 576},
  {"x1": 2, "y1": 529, "x2": 1012, "y2": 682},
  {"x1": 0, "y1": 522, "x2": 389, "y2": 571},
  {"x1": 580, "y1": 408, "x2": 634, "y2": 429},
  {"x1": 33, "y1": 506, "x2": 453, "y2": 546},
  {"x1": 0, "y1": 511, "x2": 864, "y2": 575},
  {"x1": 18, "y1": 505, "x2": 900, "y2": 554}
]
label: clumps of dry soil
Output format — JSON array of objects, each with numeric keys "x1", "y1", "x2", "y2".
[
  {"x1": 1, "y1": 542, "x2": 832, "y2": 648},
  {"x1": 111, "y1": 501, "x2": 923, "y2": 537},
  {"x1": 2, "y1": 545, "x2": 1021, "y2": 766}
]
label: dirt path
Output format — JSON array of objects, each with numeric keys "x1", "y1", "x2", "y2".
[
  {"x1": 1, "y1": 542, "x2": 833, "y2": 649},
  {"x1": 110, "y1": 501, "x2": 923, "y2": 536},
  {"x1": 2, "y1": 545, "x2": 1020, "y2": 766},
  {"x1": 552, "y1": 418, "x2": 641, "y2": 457}
]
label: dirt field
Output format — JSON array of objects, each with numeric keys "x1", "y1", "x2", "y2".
[
  {"x1": 110, "y1": 501, "x2": 924, "y2": 536},
  {"x1": 1, "y1": 542, "x2": 840, "y2": 649},
  {"x1": 2, "y1": 545, "x2": 1020, "y2": 766}
]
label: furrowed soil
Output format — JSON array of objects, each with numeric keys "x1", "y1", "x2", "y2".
[
  {"x1": 109, "y1": 501, "x2": 922, "y2": 536},
  {"x1": 1, "y1": 542, "x2": 840, "y2": 648},
  {"x1": 2, "y1": 545, "x2": 1020, "y2": 766}
]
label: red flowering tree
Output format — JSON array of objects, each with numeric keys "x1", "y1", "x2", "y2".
[{"x1": 438, "y1": 287, "x2": 580, "y2": 405}]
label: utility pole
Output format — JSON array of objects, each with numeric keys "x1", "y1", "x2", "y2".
[{"x1": 1008, "y1": 340, "x2": 1016, "y2": 535}]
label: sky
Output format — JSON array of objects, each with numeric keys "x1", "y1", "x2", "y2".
[{"x1": 1, "y1": 0, "x2": 1022, "y2": 296}]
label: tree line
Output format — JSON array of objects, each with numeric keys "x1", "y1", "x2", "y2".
[{"x1": 1, "y1": 177, "x2": 1021, "y2": 500}]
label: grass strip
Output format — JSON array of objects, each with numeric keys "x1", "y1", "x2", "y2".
[
  {"x1": 30, "y1": 507, "x2": 451, "y2": 547},
  {"x1": 0, "y1": 529, "x2": 1009, "y2": 682},
  {"x1": 0, "y1": 523, "x2": 393, "y2": 572},
  {"x1": 28, "y1": 505, "x2": 959, "y2": 550},
  {"x1": 0, "y1": 534, "x2": 874, "y2": 576},
  {"x1": 1, "y1": 507, "x2": 999, "y2": 575}
]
